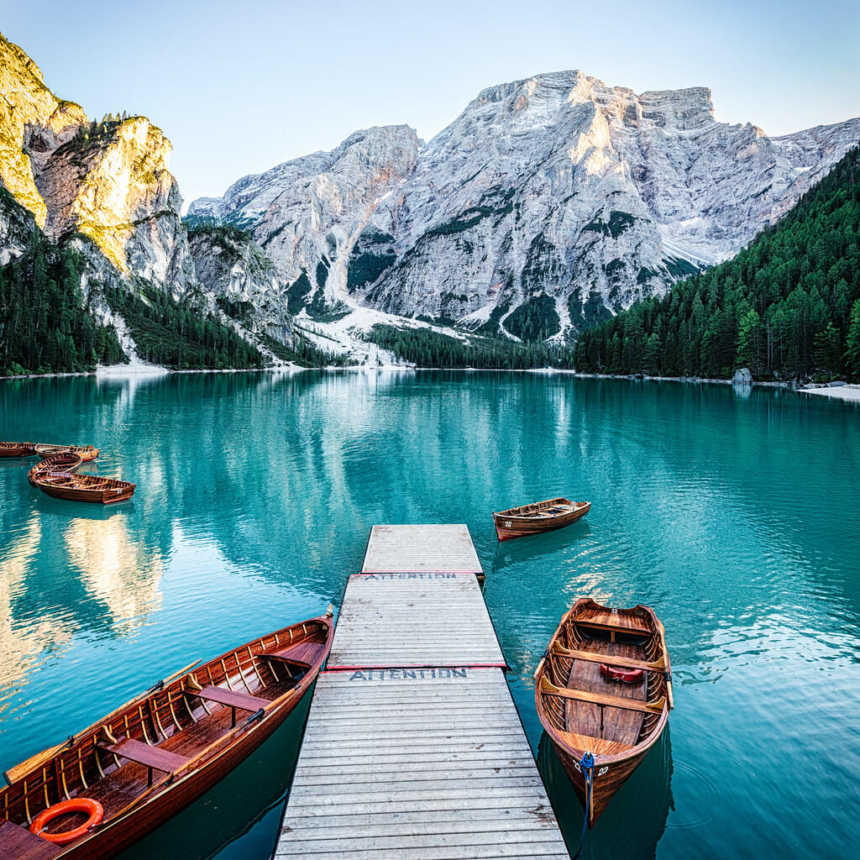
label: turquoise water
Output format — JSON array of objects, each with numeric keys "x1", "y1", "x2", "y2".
[{"x1": 1, "y1": 371, "x2": 858, "y2": 859}]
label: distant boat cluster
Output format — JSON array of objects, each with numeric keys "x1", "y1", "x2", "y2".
[{"x1": 0, "y1": 442, "x2": 135, "y2": 504}]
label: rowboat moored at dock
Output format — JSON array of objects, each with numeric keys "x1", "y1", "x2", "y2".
[
  {"x1": 28, "y1": 452, "x2": 83, "y2": 486},
  {"x1": 35, "y1": 444, "x2": 99, "y2": 461},
  {"x1": 534, "y1": 597, "x2": 673, "y2": 826},
  {"x1": 0, "y1": 612, "x2": 334, "y2": 858},
  {"x1": 0, "y1": 442, "x2": 36, "y2": 457},
  {"x1": 32, "y1": 472, "x2": 136, "y2": 504},
  {"x1": 493, "y1": 497, "x2": 591, "y2": 541}
]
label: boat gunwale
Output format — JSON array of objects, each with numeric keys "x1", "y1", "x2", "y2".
[{"x1": 493, "y1": 497, "x2": 589, "y2": 520}]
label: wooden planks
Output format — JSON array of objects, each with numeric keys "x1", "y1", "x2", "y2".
[
  {"x1": 276, "y1": 524, "x2": 567, "y2": 858},
  {"x1": 328, "y1": 573, "x2": 504, "y2": 668},
  {"x1": 361, "y1": 524, "x2": 482, "y2": 574},
  {"x1": 276, "y1": 670, "x2": 568, "y2": 858}
]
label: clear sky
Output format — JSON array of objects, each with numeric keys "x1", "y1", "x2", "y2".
[{"x1": 3, "y1": 0, "x2": 858, "y2": 207}]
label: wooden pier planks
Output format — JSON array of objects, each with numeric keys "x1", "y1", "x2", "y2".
[
  {"x1": 361, "y1": 524, "x2": 482, "y2": 574},
  {"x1": 328, "y1": 573, "x2": 504, "y2": 668},
  {"x1": 276, "y1": 525, "x2": 568, "y2": 858}
]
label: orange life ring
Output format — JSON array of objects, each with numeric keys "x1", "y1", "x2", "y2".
[{"x1": 30, "y1": 797, "x2": 104, "y2": 844}]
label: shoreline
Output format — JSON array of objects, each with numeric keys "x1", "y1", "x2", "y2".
[{"x1": 2, "y1": 365, "x2": 856, "y2": 403}]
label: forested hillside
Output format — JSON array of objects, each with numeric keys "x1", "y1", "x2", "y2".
[
  {"x1": 574, "y1": 147, "x2": 860, "y2": 381},
  {"x1": 367, "y1": 325, "x2": 574, "y2": 369},
  {"x1": 0, "y1": 227, "x2": 125, "y2": 375}
]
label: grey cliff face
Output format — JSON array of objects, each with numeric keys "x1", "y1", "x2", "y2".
[
  {"x1": 187, "y1": 227, "x2": 291, "y2": 344},
  {"x1": 191, "y1": 72, "x2": 858, "y2": 342},
  {"x1": 188, "y1": 126, "x2": 421, "y2": 318}
]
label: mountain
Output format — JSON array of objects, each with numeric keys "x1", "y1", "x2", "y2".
[
  {"x1": 0, "y1": 33, "x2": 289, "y2": 374},
  {"x1": 0, "y1": 34, "x2": 194, "y2": 293},
  {"x1": 191, "y1": 72, "x2": 859, "y2": 343},
  {"x1": 573, "y1": 146, "x2": 860, "y2": 381}
]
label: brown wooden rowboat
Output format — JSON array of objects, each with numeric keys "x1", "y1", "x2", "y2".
[
  {"x1": 534, "y1": 598, "x2": 673, "y2": 827},
  {"x1": 0, "y1": 612, "x2": 334, "y2": 858},
  {"x1": 35, "y1": 444, "x2": 99, "y2": 461},
  {"x1": 0, "y1": 442, "x2": 36, "y2": 457},
  {"x1": 493, "y1": 497, "x2": 591, "y2": 541},
  {"x1": 33, "y1": 472, "x2": 136, "y2": 504},
  {"x1": 28, "y1": 453, "x2": 84, "y2": 486}
]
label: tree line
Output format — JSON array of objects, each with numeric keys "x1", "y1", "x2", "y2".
[
  {"x1": 0, "y1": 232, "x2": 125, "y2": 375},
  {"x1": 102, "y1": 284, "x2": 265, "y2": 370},
  {"x1": 574, "y1": 146, "x2": 860, "y2": 381},
  {"x1": 368, "y1": 324, "x2": 574, "y2": 369}
]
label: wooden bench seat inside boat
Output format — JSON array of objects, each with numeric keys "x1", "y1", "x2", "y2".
[
  {"x1": 262, "y1": 639, "x2": 324, "y2": 670},
  {"x1": 0, "y1": 820, "x2": 61, "y2": 859},
  {"x1": 552, "y1": 644, "x2": 666, "y2": 672},
  {"x1": 98, "y1": 737, "x2": 189, "y2": 773},
  {"x1": 540, "y1": 678, "x2": 665, "y2": 714},
  {"x1": 191, "y1": 685, "x2": 269, "y2": 711},
  {"x1": 574, "y1": 614, "x2": 651, "y2": 636},
  {"x1": 556, "y1": 731, "x2": 635, "y2": 757}
]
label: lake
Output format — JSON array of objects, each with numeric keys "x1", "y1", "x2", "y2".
[{"x1": 1, "y1": 371, "x2": 858, "y2": 858}]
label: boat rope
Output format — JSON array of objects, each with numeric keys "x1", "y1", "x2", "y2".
[{"x1": 573, "y1": 751, "x2": 594, "y2": 859}]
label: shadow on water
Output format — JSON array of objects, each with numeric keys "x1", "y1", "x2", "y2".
[
  {"x1": 117, "y1": 691, "x2": 313, "y2": 860},
  {"x1": 491, "y1": 521, "x2": 593, "y2": 574},
  {"x1": 538, "y1": 727, "x2": 674, "y2": 859}
]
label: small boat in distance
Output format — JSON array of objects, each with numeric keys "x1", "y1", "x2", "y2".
[
  {"x1": 0, "y1": 442, "x2": 36, "y2": 457},
  {"x1": 33, "y1": 472, "x2": 136, "y2": 504},
  {"x1": 492, "y1": 497, "x2": 591, "y2": 541},
  {"x1": 28, "y1": 452, "x2": 83, "y2": 486},
  {"x1": 534, "y1": 598, "x2": 673, "y2": 827},
  {"x1": 35, "y1": 444, "x2": 99, "y2": 461},
  {"x1": 0, "y1": 612, "x2": 334, "y2": 858}
]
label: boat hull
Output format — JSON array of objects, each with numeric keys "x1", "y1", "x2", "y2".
[
  {"x1": 0, "y1": 443, "x2": 35, "y2": 457},
  {"x1": 35, "y1": 444, "x2": 99, "y2": 461},
  {"x1": 550, "y1": 724, "x2": 662, "y2": 825},
  {"x1": 28, "y1": 454, "x2": 83, "y2": 486},
  {"x1": 494, "y1": 501, "x2": 590, "y2": 541},
  {"x1": 36, "y1": 482, "x2": 135, "y2": 504}
]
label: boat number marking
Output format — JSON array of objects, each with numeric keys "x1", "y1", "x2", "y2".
[
  {"x1": 504, "y1": 521, "x2": 512, "y2": 528},
  {"x1": 573, "y1": 762, "x2": 609, "y2": 776}
]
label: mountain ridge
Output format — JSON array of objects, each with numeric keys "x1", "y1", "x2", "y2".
[{"x1": 191, "y1": 69, "x2": 859, "y2": 346}]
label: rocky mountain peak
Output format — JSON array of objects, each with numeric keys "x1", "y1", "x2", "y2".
[{"x1": 0, "y1": 33, "x2": 194, "y2": 294}]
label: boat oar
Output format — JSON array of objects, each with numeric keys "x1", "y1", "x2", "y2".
[{"x1": 3, "y1": 660, "x2": 200, "y2": 785}]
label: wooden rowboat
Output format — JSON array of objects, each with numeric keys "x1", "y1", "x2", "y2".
[
  {"x1": 493, "y1": 497, "x2": 591, "y2": 541},
  {"x1": 35, "y1": 444, "x2": 99, "y2": 461},
  {"x1": 0, "y1": 612, "x2": 334, "y2": 858},
  {"x1": 534, "y1": 598, "x2": 673, "y2": 827},
  {"x1": 28, "y1": 453, "x2": 84, "y2": 486},
  {"x1": 0, "y1": 442, "x2": 36, "y2": 457},
  {"x1": 33, "y1": 472, "x2": 136, "y2": 504}
]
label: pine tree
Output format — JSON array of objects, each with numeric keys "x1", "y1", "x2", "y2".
[{"x1": 845, "y1": 299, "x2": 860, "y2": 381}]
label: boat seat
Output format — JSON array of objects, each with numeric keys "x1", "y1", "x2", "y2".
[
  {"x1": 263, "y1": 640, "x2": 323, "y2": 670},
  {"x1": 575, "y1": 618, "x2": 651, "y2": 637},
  {"x1": 552, "y1": 644, "x2": 666, "y2": 673},
  {"x1": 97, "y1": 737, "x2": 189, "y2": 786},
  {"x1": 0, "y1": 820, "x2": 62, "y2": 858},
  {"x1": 187, "y1": 685, "x2": 269, "y2": 727},
  {"x1": 540, "y1": 678, "x2": 665, "y2": 714},
  {"x1": 556, "y1": 731, "x2": 635, "y2": 757}
]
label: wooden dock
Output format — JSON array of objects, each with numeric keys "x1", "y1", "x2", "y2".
[{"x1": 275, "y1": 525, "x2": 568, "y2": 858}]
